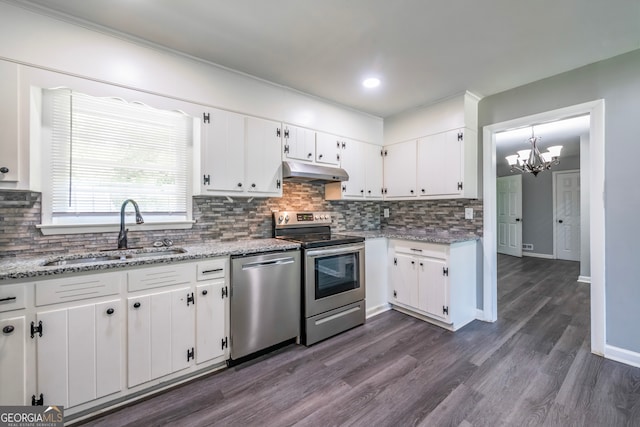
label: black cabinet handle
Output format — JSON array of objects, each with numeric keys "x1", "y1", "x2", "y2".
[
  {"x1": 0, "y1": 167, "x2": 8, "y2": 174},
  {"x1": 0, "y1": 296, "x2": 17, "y2": 303},
  {"x1": 202, "y1": 290, "x2": 208, "y2": 296},
  {"x1": 106, "y1": 308, "x2": 115, "y2": 315},
  {"x1": 133, "y1": 302, "x2": 141, "y2": 309},
  {"x1": 2, "y1": 325, "x2": 14, "y2": 334}
]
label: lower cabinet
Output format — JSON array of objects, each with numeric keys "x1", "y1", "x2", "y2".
[
  {"x1": 388, "y1": 239, "x2": 477, "y2": 331},
  {"x1": 0, "y1": 257, "x2": 229, "y2": 418}
]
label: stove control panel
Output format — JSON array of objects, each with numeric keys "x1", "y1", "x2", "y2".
[{"x1": 274, "y1": 211, "x2": 332, "y2": 227}]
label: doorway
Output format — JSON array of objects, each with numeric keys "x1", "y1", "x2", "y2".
[
  {"x1": 482, "y1": 100, "x2": 605, "y2": 356},
  {"x1": 554, "y1": 170, "x2": 581, "y2": 261}
]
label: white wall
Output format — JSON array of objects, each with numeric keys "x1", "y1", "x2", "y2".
[{"x1": 0, "y1": 2, "x2": 382, "y2": 143}]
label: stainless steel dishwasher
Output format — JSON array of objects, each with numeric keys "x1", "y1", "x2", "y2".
[{"x1": 230, "y1": 249, "x2": 301, "y2": 361}]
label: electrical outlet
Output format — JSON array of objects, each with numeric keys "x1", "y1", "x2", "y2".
[
  {"x1": 383, "y1": 208, "x2": 390, "y2": 218},
  {"x1": 464, "y1": 208, "x2": 474, "y2": 219},
  {"x1": 522, "y1": 243, "x2": 534, "y2": 250}
]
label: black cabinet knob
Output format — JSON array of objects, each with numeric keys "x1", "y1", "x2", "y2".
[
  {"x1": 202, "y1": 290, "x2": 208, "y2": 296},
  {"x1": 251, "y1": 183, "x2": 256, "y2": 188},
  {"x1": 319, "y1": 154, "x2": 323, "y2": 159},
  {"x1": 516, "y1": 218, "x2": 521, "y2": 222},
  {"x1": 237, "y1": 183, "x2": 242, "y2": 187},
  {"x1": 106, "y1": 308, "x2": 115, "y2": 315},
  {"x1": 410, "y1": 189, "x2": 414, "y2": 194},
  {"x1": 307, "y1": 153, "x2": 313, "y2": 157},
  {"x1": 360, "y1": 189, "x2": 364, "y2": 193},
  {"x1": 2, "y1": 325, "x2": 14, "y2": 334},
  {"x1": 133, "y1": 302, "x2": 141, "y2": 309},
  {"x1": 421, "y1": 189, "x2": 426, "y2": 193},
  {"x1": 0, "y1": 167, "x2": 8, "y2": 174}
]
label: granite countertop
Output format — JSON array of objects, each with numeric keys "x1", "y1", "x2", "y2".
[
  {"x1": 344, "y1": 229, "x2": 480, "y2": 244},
  {"x1": 0, "y1": 239, "x2": 300, "y2": 281}
]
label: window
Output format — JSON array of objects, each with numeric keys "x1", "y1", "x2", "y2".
[{"x1": 39, "y1": 88, "x2": 194, "y2": 233}]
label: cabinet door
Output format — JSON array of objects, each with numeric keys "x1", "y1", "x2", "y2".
[
  {"x1": 383, "y1": 140, "x2": 417, "y2": 198},
  {"x1": 0, "y1": 60, "x2": 19, "y2": 183},
  {"x1": 246, "y1": 117, "x2": 282, "y2": 195},
  {"x1": 201, "y1": 109, "x2": 245, "y2": 193},
  {"x1": 389, "y1": 252, "x2": 418, "y2": 307},
  {"x1": 95, "y1": 300, "x2": 122, "y2": 399},
  {"x1": 364, "y1": 143, "x2": 384, "y2": 199},
  {"x1": 315, "y1": 132, "x2": 341, "y2": 166},
  {"x1": 0, "y1": 315, "x2": 27, "y2": 405},
  {"x1": 196, "y1": 281, "x2": 227, "y2": 364},
  {"x1": 127, "y1": 294, "x2": 151, "y2": 387},
  {"x1": 68, "y1": 304, "x2": 96, "y2": 407},
  {"x1": 418, "y1": 257, "x2": 449, "y2": 321},
  {"x1": 36, "y1": 308, "x2": 68, "y2": 407},
  {"x1": 283, "y1": 124, "x2": 315, "y2": 162},
  {"x1": 170, "y1": 288, "x2": 195, "y2": 373},
  {"x1": 417, "y1": 130, "x2": 462, "y2": 197},
  {"x1": 339, "y1": 138, "x2": 365, "y2": 198}
]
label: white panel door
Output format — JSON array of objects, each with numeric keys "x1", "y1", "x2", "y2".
[
  {"x1": 36, "y1": 308, "x2": 68, "y2": 407},
  {"x1": 389, "y1": 253, "x2": 418, "y2": 307},
  {"x1": 555, "y1": 171, "x2": 580, "y2": 261},
  {"x1": 0, "y1": 315, "x2": 27, "y2": 405},
  {"x1": 364, "y1": 142, "x2": 384, "y2": 199},
  {"x1": 315, "y1": 132, "x2": 341, "y2": 166},
  {"x1": 201, "y1": 109, "x2": 245, "y2": 192},
  {"x1": 383, "y1": 140, "x2": 417, "y2": 198},
  {"x1": 95, "y1": 300, "x2": 122, "y2": 399},
  {"x1": 284, "y1": 124, "x2": 315, "y2": 162},
  {"x1": 170, "y1": 287, "x2": 194, "y2": 373},
  {"x1": 127, "y1": 294, "x2": 151, "y2": 387},
  {"x1": 68, "y1": 304, "x2": 96, "y2": 407},
  {"x1": 0, "y1": 60, "x2": 19, "y2": 182},
  {"x1": 417, "y1": 130, "x2": 462, "y2": 196},
  {"x1": 418, "y1": 257, "x2": 449, "y2": 321},
  {"x1": 497, "y1": 175, "x2": 523, "y2": 257},
  {"x1": 339, "y1": 138, "x2": 365, "y2": 198},
  {"x1": 245, "y1": 117, "x2": 282, "y2": 195},
  {"x1": 196, "y1": 282, "x2": 226, "y2": 364},
  {"x1": 150, "y1": 291, "x2": 172, "y2": 380}
]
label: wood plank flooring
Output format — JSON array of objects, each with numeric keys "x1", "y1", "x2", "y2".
[{"x1": 77, "y1": 255, "x2": 640, "y2": 426}]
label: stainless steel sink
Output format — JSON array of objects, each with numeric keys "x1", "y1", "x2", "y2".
[{"x1": 43, "y1": 248, "x2": 187, "y2": 267}]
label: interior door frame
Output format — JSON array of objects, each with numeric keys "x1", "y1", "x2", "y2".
[
  {"x1": 482, "y1": 100, "x2": 605, "y2": 356},
  {"x1": 553, "y1": 169, "x2": 581, "y2": 261}
]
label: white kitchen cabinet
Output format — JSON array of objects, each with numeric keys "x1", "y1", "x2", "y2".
[
  {"x1": 0, "y1": 314, "x2": 27, "y2": 405},
  {"x1": 127, "y1": 287, "x2": 195, "y2": 388},
  {"x1": 283, "y1": 124, "x2": 315, "y2": 162},
  {"x1": 315, "y1": 132, "x2": 341, "y2": 166},
  {"x1": 200, "y1": 108, "x2": 246, "y2": 193},
  {"x1": 383, "y1": 140, "x2": 417, "y2": 198},
  {"x1": 388, "y1": 239, "x2": 477, "y2": 331},
  {"x1": 325, "y1": 139, "x2": 384, "y2": 201},
  {"x1": 195, "y1": 257, "x2": 229, "y2": 364},
  {"x1": 0, "y1": 59, "x2": 19, "y2": 184},
  {"x1": 245, "y1": 116, "x2": 283, "y2": 196},
  {"x1": 34, "y1": 298, "x2": 123, "y2": 408},
  {"x1": 417, "y1": 128, "x2": 477, "y2": 198}
]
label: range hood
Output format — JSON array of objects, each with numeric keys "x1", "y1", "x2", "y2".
[{"x1": 282, "y1": 161, "x2": 349, "y2": 183}]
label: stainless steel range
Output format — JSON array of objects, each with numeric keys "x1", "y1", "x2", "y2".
[{"x1": 274, "y1": 211, "x2": 365, "y2": 345}]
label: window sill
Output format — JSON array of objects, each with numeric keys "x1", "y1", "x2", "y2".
[{"x1": 36, "y1": 220, "x2": 195, "y2": 236}]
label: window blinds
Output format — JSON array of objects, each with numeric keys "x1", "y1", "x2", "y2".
[{"x1": 45, "y1": 89, "x2": 191, "y2": 223}]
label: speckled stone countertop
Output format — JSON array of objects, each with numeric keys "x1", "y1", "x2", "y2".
[
  {"x1": 0, "y1": 239, "x2": 300, "y2": 281},
  {"x1": 343, "y1": 229, "x2": 480, "y2": 244}
]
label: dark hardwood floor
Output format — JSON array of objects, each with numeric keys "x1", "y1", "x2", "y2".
[{"x1": 78, "y1": 255, "x2": 640, "y2": 426}]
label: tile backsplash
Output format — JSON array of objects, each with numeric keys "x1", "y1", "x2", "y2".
[{"x1": 0, "y1": 183, "x2": 482, "y2": 258}]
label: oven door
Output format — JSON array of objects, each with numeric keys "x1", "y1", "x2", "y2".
[{"x1": 304, "y1": 243, "x2": 365, "y2": 317}]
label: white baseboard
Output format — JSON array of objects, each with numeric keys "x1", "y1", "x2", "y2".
[
  {"x1": 605, "y1": 344, "x2": 640, "y2": 369},
  {"x1": 578, "y1": 275, "x2": 591, "y2": 284},
  {"x1": 523, "y1": 252, "x2": 554, "y2": 259},
  {"x1": 366, "y1": 303, "x2": 391, "y2": 319}
]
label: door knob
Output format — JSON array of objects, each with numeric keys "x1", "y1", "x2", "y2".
[
  {"x1": 515, "y1": 218, "x2": 521, "y2": 222},
  {"x1": 558, "y1": 219, "x2": 563, "y2": 223}
]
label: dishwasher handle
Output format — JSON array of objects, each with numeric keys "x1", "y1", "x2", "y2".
[{"x1": 241, "y1": 257, "x2": 296, "y2": 270}]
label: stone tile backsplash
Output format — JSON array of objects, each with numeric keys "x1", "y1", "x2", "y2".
[{"x1": 0, "y1": 183, "x2": 482, "y2": 258}]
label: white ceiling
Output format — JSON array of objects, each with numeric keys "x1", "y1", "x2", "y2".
[{"x1": 11, "y1": 0, "x2": 640, "y2": 118}]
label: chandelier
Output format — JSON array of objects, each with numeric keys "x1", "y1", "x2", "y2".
[{"x1": 505, "y1": 127, "x2": 562, "y2": 176}]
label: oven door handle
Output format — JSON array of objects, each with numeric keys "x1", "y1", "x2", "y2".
[
  {"x1": 241, "y1": 257, "x2": 296, "y2": 270},
  {"x1": 305, "y1": 244, "x2": 365, "y2": 258}
]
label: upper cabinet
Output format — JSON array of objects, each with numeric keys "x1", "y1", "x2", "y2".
[
  {"x1": 383, "y1": 92, "x2": 480, "y2": 200},
  {"x1": 0, "y1": 60, "x2": 19, "y2": 185},
  {"x1": 315, "y1": 132, "x2": 341, "y2": 166},
  {"x1": 198, "y1": 110, "x2": 282, "y2": 197},
  {"x1": 283, "y1": 124, "x2": 315, "y2": 162},
  {"x1": 325, "y1": 139, "x2": 384, "y2": 201}
]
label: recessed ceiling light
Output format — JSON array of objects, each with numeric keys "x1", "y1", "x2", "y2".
[{"x1": 362, "y1": 77, "x2": 381, "y2": 88}]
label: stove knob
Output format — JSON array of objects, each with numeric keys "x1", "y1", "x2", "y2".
[
  {"x1": 322, "y1": 215, "x2": 327, "y2": 220},
  {"x1": 315, "y1": 216, "x2": 319, "y2": 220},
  {"x1": 326, "y1": 215, "x2": 331, "y2": 221},
  {"x1": 284, "y1": 215, "x2": 290, "y2": 223},
  {"x1": 278, "y1": 215, "x2": 284, "y2": 223}
]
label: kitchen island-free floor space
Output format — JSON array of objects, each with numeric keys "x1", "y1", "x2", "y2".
[{"x1": 78, "y1": 256, "x2": 640, "y2": 426}]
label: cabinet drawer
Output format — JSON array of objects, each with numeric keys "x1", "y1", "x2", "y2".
[
  {"x1": 0, "y1": 284, "x2": 27, "y2": 312},
  {"x1": 128, "y1": 263, "x2": 195, "y2": 292},
  {"x1": 196, "y1": 258, "x2": 228, "y2": 281},
  {"x1": 392, "y1": 241, "x2": 448, "y2": 259},
  {"x1": 35, "y1": 272, "x2": 123, "y2": 306}
]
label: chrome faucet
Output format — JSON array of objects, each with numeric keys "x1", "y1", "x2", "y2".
[{"x1": 117, "y1": 199, "x2": 144, "y2": 249}]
